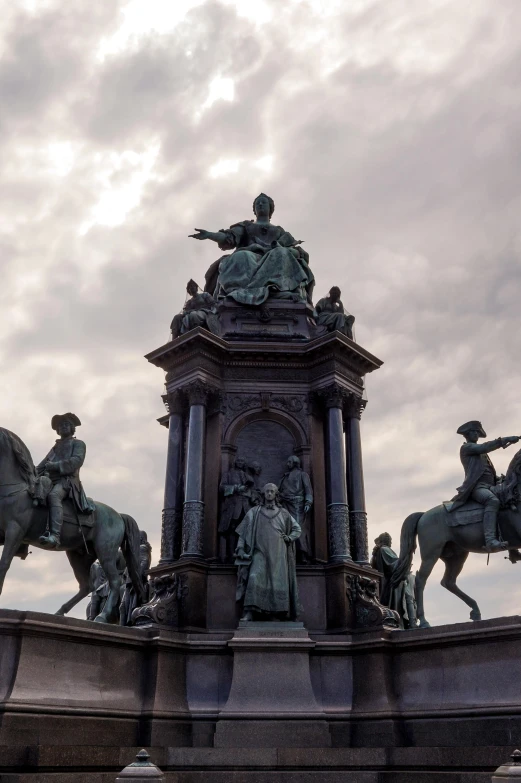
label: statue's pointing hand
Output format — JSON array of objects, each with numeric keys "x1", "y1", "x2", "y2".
[
  {"x1": 502, "y1": 436, "x2": 521, "y2": 447},
  {"x1": 189, "y1": 228, "x2": 210, "y2": 240}
]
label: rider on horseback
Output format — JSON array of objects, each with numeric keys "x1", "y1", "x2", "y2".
[
  {"x1": 37, "y1": 413, "x2": 94, "y2": 549},
  {"x1": 450, "y1": 421, "x2": 520, "y2": 553}
]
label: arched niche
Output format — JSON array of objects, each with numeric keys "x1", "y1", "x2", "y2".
[{"x1": 228, "y1": 412, "x2": 303, "y2": 487}]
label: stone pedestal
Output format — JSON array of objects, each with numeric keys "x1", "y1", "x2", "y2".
[{"x1": 215, "y1": 622, "x2": 331, "y2": 748}]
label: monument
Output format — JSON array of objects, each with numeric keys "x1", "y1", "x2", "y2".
[{"x1": 2, "y1": 194, "x2": 521, "y2": 781}]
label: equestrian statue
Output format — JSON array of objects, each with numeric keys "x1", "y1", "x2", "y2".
[
  {"x1": 391, "y1": 420, "x2": 521, "y2": 628},
  {"x1": 0, "y1": 415, "x2": 146, "y2": 623}
]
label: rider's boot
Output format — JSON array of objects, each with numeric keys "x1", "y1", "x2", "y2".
[
  {"x1": 39, "y1": 503, "x2": 63, "y2": 549},
  {"x1": 482, "y1": 509, "x2": 508, "y2": 553}
]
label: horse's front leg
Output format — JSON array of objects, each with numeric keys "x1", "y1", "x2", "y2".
[{"x1": 0, "y1": 521, "x2": 25, "y2": 594}]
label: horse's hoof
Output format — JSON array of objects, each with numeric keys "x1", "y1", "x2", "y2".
[
  {"x1": 419, "y1": 619, "x2": 431, "y2": 629},
  {"x1": 94, "y1": 614, "x2": 108, "y2": 623},
  {"x1": 54, "y1": 609, "x2": 66, "y2": 617},
  {"x1": 470, "y1": 610, "x2": 481, "y2": 622}
]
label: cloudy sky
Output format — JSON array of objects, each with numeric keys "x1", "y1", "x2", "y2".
[{"x1": 1, "y1": 0, "x2": 520, "y2": 626}]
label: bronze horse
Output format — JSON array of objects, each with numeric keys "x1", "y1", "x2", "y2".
[
  {"x1": 0, "y1": 427, "x2": 145, "y2": 622},
  {"x1": 392, "y1": 447, "x2": 521, "y2": 628}
]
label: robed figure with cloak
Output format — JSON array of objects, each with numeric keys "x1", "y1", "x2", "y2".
[{"x1": 235, "y1": 483, "x2": 301, "y2": 621}]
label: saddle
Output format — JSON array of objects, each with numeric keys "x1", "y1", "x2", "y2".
[
  {"x1": 443, "y1": 500, "x2": 484, "y2": 527},
  {"x1": 443, "y1": 480, "x2": 518, "y2": 527},
  {"x1": 31, "y1": 476, "x2": 95, "y2": 528}
]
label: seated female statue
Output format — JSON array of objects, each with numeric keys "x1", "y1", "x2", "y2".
[{"x1": 190, "y1": 193, "x2": 314, "y2": 306}]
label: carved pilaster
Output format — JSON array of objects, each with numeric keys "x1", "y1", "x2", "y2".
[
  {"x1": 327, "y1": 503, "x2": 351, "y2": 562},
  {"x1": 349, "y1": 510, "x2": 369, "y2": 564},
  {"x1": 160, "y1": 508, "x2": 183, "y2": 563},
  {"x1": 132, "y1": 573, "x2": 188, "y2": 628},
  {"x1": 181, "y1": 500, "x2": 205, "y2": 558},
  {"x1": 346, "y1": 574, "x2": 400, "y2": 630}
]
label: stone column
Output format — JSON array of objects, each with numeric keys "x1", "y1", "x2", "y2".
[
  {"x1": 159, "y1": 391, "x2": 185, "y2": 564},
  {"x1": 180, "y1": 381, "x2": 211, "y2": 559},
  {"x1": 323, "y1": 386, "x2": 351, "y2": 563},
  {"x1": 345, "y1": 398, "x2": 369, "y2": 564}
]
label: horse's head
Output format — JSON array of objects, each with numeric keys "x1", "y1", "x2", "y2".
[
  {"x1": 0, "y1": 427, "x2": 36, "y2": 487},
  {"x1": 502, "y1": 447, "x2": 521, "y2": 504}
]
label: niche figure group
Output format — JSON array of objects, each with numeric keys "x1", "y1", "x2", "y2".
[{"x1": 219, "y1": 455, "x2": 313, "y2": 565}]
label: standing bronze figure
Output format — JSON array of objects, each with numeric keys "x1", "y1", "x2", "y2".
[
  {"x1": 218, "y1": 458, "x2": 253, "y2": 562},
  {"x1": 235, "y1": 483, "x2": 301, "y2": 622},
  {"x1": 371, "y1": 533, "x2": 417, "y2": 629},
  {"x1": 278, "y1": 456, "x2": 313, "y2": 564}
]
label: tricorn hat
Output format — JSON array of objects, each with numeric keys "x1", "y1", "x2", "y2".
[
  {"x1": 51, "y1": 412, "x2": 81, "y2": 431},
  {"x1": 457, "y1": 420, "x2": 486, "y2": 438}
]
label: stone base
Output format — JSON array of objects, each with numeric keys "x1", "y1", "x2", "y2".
[
  {"x1": 217, "y1": 299, "x2": 319, "y2": 341},
  {"x1": 1, "y1": 610, "x2": 521, "y2": 780},
  {"x1": 215, "y1": 622, "x2": 331, "y2": 748}
]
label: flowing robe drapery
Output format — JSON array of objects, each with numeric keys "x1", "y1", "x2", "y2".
[
  {"x1": 209, "y1": 221, "x2": 314, "y2": 306},
  {"x1": 315, "y1": 297, "x2": 355, "y2": 338},
  {"x1": 235, "y1": 505, "x2": 301, "y2": 618}
]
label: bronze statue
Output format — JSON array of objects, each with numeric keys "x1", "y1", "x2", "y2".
[
  {"x1": 0, "y1": 426, "x2": 146, "y2": 623},
  {"x1": 190, "y1": 193, "x2": 314, "y2": 306},
  {"x1": 371, "y1": 533, "x2": 417, "y2": 629},
  {"x1": 247, "y1": 460, "x2": 263, "y2": 506},
  {"x1": 315, "y1": 287, "x2": 355, "y2": 339},
  {"x1": 120, "y1": 530, "x2": 152, "y2": 626},
  {"x1": 87, "y1": 561, "x2": 108, "y2": 621},
  {"x1": 449, "y1": 421, "x2": 520, "y2": 552},
  {"x1": 218, "y1": 457, "x2": 253, "y2": 562},
  {"x1": 235, "y1": 483, "x2": 301, "y2": 621},
  {"x1": 390, "y1": 432, "x2": 521, "y2": 629},
  {"x1": 170, "y1": 279, "x2": 220, "y2": 339},
  {"x1": 278, "y1": 455, "x2": 313, "y2": 564},
  {"x1": 36, "y1": 413, "x2": 94, "y2": 549}
]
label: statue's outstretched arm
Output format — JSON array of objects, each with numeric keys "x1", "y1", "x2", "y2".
[{"x1": 189, "y1": 228, "x2": 227, "y2": 244}]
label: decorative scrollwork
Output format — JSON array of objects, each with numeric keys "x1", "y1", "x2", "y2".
[
  {"x1": 132, "y1": 573, "x2": 188, "y2": 628},
  {"x1": 346, "y1": 574, "x2": 400, "y2": 630}
]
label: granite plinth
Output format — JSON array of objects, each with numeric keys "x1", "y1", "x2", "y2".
[
  {"x1": 215, "y1": 622, "x2": 331, "y2": 748},
  {"x1": 2, "y1": 610, "x2": 521, "y2": 779},
  {"x1": 217, "y1": 300, "x2": 318, "y2": 341}
]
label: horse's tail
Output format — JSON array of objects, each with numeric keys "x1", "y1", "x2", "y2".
[
  {"x1": 390, "y1": 511, "x2": 423, "y2": 587},
  {"x1": 120, "y1": 513, "x2": 147, "y2": 605}
]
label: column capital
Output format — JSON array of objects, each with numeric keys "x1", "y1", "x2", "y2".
[
  {"x1": 163, "y1": 390, "x2": 185, "y2": 416},
  {"x1": 314, "y1": 384, "x2": 353, "y2": 410},
  {"x1": 182, "y1": 380, "x2": 218, "y2": 407},
  {"x1": 344, "y1": 395, "x2": 366, "y2": 420}
]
